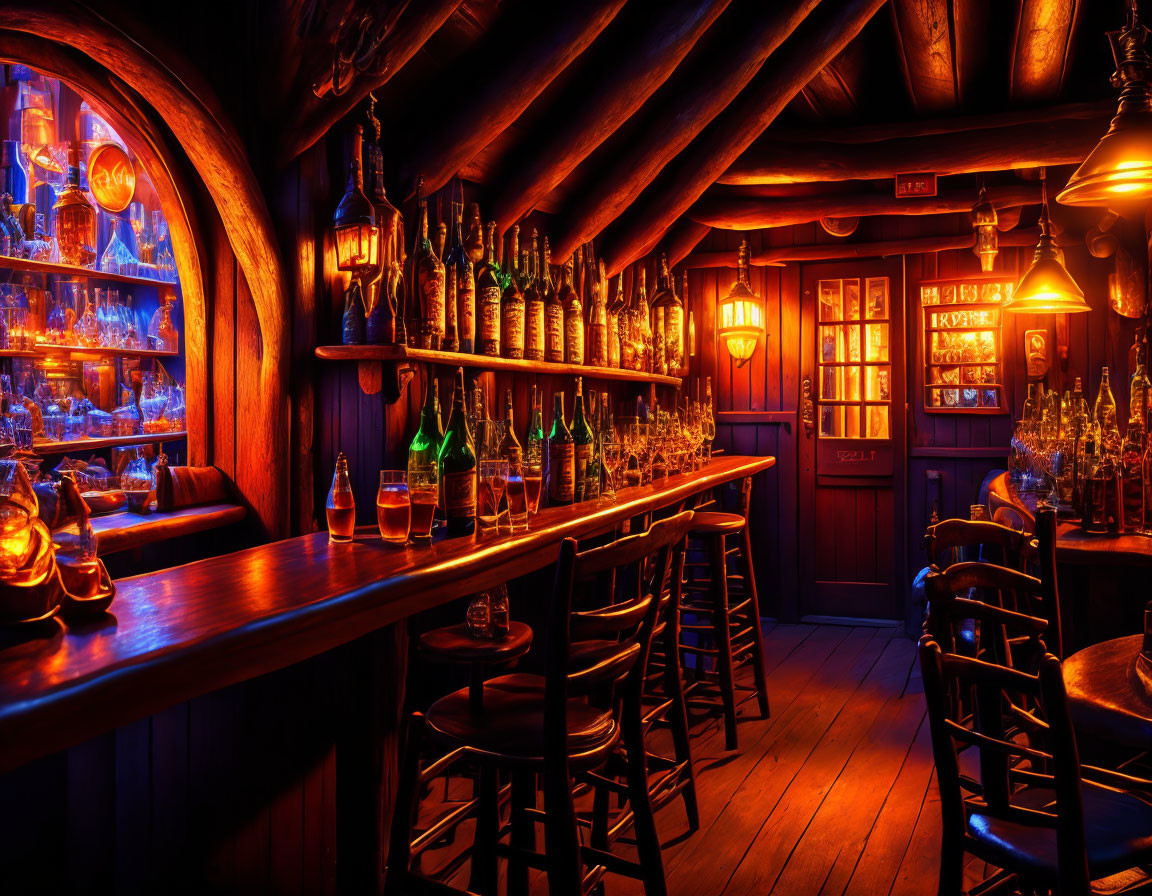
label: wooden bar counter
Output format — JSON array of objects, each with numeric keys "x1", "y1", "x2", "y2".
[
  {"x1": 0, "y1": 454, "x2": 774, "y2": 775},
  {"x1": 987, "y1": 471, "x2": 1151, "y2": 649}
]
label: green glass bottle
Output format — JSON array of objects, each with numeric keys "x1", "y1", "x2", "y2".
[
  {"x1": 408, "y1": 377, "x2": 443, "y2": 476},
  {"x1": 438, "y1": 367, "x2": 477, "y2": 536},
  {"x1": 526, "y1": 384, "x2": 545, "y2": 465},
  {"x1": 548, "y1": 391, "x2": 574, "y2": 506},
  {"x1": 572, "y1": 377, "x2": 595, "y2": 501}
]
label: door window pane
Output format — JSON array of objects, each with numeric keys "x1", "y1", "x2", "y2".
[
  {"x1": 819, "y1": 280, "x2": 842, "y2": 321},
  {"x1": 866, "y1": 405, "x2": 889, "y2": 438},
  {"x1": 865, "y1": 278, "x2": 888, "y2": 319}
]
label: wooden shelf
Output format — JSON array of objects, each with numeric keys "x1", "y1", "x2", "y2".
[
  {"x1": 0, "y1": 349, "x2": 43, "y2": 358},
  {"x1": 92, "y1": 502, "x2": 246, "y2": 555},
  {"x1": 34, "y1": 430, "x2": 187, "y2": 454},
  {"x1": 0, "y1": 255, "x2": 177, "y2": 289},
  {"x1": 315, "y1": 344, "x2": 683, "y2": 388},
  {"x1": 33, "y1": 343, "x2": 179, "y2": 361}
]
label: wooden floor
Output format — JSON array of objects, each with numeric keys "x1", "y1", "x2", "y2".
[{"x1": 419, "y1": 622, "x2": 956, "y2": 896}]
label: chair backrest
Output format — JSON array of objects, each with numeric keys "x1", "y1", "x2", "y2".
[
  {"x1": 919, "y1": 637, "x2": 1089, "y2": 890},
  {"x1": 548, "y1": 510, "x2": 694, "y2": 708},
  {"x1": 925, "y1": 517, "x2": 1033, "y2": 572}
]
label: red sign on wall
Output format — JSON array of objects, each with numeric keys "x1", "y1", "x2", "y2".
[{"x1": 895, "y1": 172, "x2": 937, "y2": 198}]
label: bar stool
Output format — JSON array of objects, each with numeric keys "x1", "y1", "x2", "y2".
[
  {"x1": 384, "y1": 511, "x2": 695, "y2": 896},
  {"x1": 418, "y1": 621, "x2": 534, "y2": 714},
  {"x1": 679, "y1": 476, "x2": 770, "y2": 751}
]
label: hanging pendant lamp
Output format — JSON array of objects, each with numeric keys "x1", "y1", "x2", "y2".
[
  {"x1": 1058, "y1": 2, "x2": 1152, "y2": 205},
  {"x1": 1008, "y1": 173, "x2": 1089, "y2": 314},
  {"x1": 971, "y1": 183, "x2": 999, "y2": 272},
  {"x1": 718, "y1": 239, "x2": 765, "y2": 367}
]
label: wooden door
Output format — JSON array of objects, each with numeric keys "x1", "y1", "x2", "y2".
[{"x1": 797, "y1": 258, "x2": 907, "y2": 621}]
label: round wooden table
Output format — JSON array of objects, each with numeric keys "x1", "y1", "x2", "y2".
[{"x1": 1064, "y1": 635, "x2": 1152, "y2": 748}]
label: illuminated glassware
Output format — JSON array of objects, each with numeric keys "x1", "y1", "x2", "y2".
[
  {"x1": 718, "y1": 239, "x2": 765, "y2": 368},
  {"x1": 53, "y1": 142, "x2": 97, "y2": 267},
  {"x1": 971, "y1": 186, "x2": 998, "y2": 272},
  {"x1": 333, "y1": 124, "x2": 380, "y2": 276},
  {"x1": 1058, "y1": 7, "x2": 1152, "y2": 206},
  {"x1": 1007, "y1": 178, "x2": 1088, "y2": 315}
]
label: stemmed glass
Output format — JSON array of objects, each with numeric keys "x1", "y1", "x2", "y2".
[
  {"x1": 478, "y1": 460, "x2": 508, "y2": 535},
  {"x1": 601, "y1": 440, "x2": 621, "y2": 502}
]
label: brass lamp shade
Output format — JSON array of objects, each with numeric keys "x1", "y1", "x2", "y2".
[{"x1": 1006, "y1": 232, "x2": 1089, "y2": 314}]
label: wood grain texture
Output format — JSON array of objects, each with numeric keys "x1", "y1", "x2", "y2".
[
  {"x1": 393, "y1": 0, "x2": 628, "y2": 199},
  {"x1": 889, "y1": 0, "x2": 958, "y2": 111},
  {"x1": 92, "y1": 503, "x2": 246, "y2": 555},
  {"x1": 1011, "y1": 0, "x2": 1083, "y2": 103},
  {"x1": 488, "y1": 0, "x2": 734, "y2": 231},
  {"x1": 0, "y1": 455, "x2": 773, "y2": 773},
  {"x1": 597, "y1": 0, "x2": 890, "y2": 273},
  {"x1": 549, "y1": 0, "x2": 822, "y2": 262},
  {"x1": 688, "y1": 183, "x2": 1041, "y2": 231}
]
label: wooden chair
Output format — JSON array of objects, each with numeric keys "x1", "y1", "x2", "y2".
[
  {"x1": 924, "y1": 517, "x2": 1034, "y2": 572},
  {"x1": 679, "y1": 475, "x2": 770, "y2": 751},
  {"x1": 920, "y1": 632, "x2": 1152, "y2": 895},
  {"x1": 385, "y1": 511, "x2": 695, "y2": 896}
]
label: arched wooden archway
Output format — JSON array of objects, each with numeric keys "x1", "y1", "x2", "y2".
[{"x1": 0, "y1": 6, "x2": 291, "y2": 537}]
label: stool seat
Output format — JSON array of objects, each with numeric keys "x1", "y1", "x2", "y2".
[
  {"x1": 426, "y1": 674, "x2": 619, "y2": 765},
  {"x1": 688, "y1": 511, "x2": 745, "y2": 535},
  {"x1": 418, "y1": 621, "x2": 533, "y2": 665}
]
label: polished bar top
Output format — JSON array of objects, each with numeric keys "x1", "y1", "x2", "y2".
[
  {"x1": 92, "y1": 502, "x2": 247, "y2": 555},
  {"x1": 988, "y1": 471, "x2": 1152, "y2": 566},
  {"x1": 0, "y1": 454, "x2": 774, "y2": 772}
]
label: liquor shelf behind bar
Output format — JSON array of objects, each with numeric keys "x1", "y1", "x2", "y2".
[{"x1": 9, "y1": 3, "x2": 1152, "y2": 896}]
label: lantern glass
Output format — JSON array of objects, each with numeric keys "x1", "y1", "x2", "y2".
[
  {"x1": 335, "y1": 222, "x2": 380, "y2": 273},
  {"x1": 975, "y1": 225, "x2": 998, "y2": 273},
  {"x1": 718, "y1": 297, "x2": 764, "y2": 367}
]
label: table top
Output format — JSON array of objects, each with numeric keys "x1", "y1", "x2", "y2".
[
  {"x1": 0, "y1": 454, "x2": 774, "y2": 772},
  {"x1": 92, "y1": 502, "x2": 247, "y2": 555},
  {"x1": 988, "y1": 473, "x2": 1152, "y2": 567},
  {"x1": 1064, "y1": 634, "x2": 1152, "y2": 748}
]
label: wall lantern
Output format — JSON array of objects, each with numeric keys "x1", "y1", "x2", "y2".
[
  {"x1": 1058, "y1": 3, "x2": 1152, "y2": 205},
  {"x1": 971, "y1": 184, "x2": 998, "y2": 272},
  {"x1": 1007, "y1": 173, "x2": 1089, "y2": 314},
  {"x1": 333, "y1": 124, "x2": 380, "y2": 277},
  {"x1": 718, "y1": 239, "x2": 765, "y2": 368}
]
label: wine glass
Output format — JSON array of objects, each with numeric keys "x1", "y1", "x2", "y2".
[
  {"x1": 478, "y1": 460, "x2": 508, "y2": 535},
  {"x1": 601, "y1": 441, "x2": 621, "y2": 502}
]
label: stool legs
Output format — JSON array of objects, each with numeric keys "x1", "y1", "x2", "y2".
[
  {"x1": 741, "y1": 525, "x2": 770, "y2": 720},
  {"x1": 664, "y1": 598, "x2": 699, "y2": 830},
  {"x1": 622, "y1": 698, "x2": 668, "y2": 896},
  {"x1": 468, "y1": 766, "x2": 500, "y2": 896},
  {"x1": 508, "y1": 771, "x2": 536, "y2": 896},
  {"x1": 709, "y1": 533, "x2": 739, "y2": 751},
  {"x1": 384, "y1": 713, "x2": 425, "y2": 896}
]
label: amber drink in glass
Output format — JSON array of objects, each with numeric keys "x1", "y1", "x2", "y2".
[{"x1": 376, "y1": 470, "x2": 410, "y2": 544}]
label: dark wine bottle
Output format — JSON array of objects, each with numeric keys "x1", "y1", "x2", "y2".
[
  {"x1": 439, "y1": 368, "x2": 477, "y2": 536},
  {"x1": 446, "y1": 202, "x2": 473, "y2": 353},
  {"x1": 498, "y1": 388, "x2": 522, "y2": 465},
  {"x1": 543, "y1": 236, "x2": 564, "y2": 363},
  {"x1": 548, "y1": 391, "x2": 574, "y2": 506},
  {"x1": 408, "y1": 178, "x2": 446, "y2": 350},
  {"x1": 477, "y1": 221, "x2": 502, "y2": 357},
  {"x1": 342, "y1": 279, "x2": 366, "y2": 345},
  {"x1": 572, "y1": 377, "x2": 595, "y2": 501},
  {"x1": 501, "y1": 224, "x2": 525, "y2": 359},
  {"x1": 560, "y1": 255, "x2": 583, "y2": 365},
  {"x1": 523, "y1": 229, "x2": 545, "y2": 362}
]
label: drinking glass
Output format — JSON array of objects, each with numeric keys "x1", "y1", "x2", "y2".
[
  {"x1": 478, "y1": 460, "x2": 508, "y2": 534},
  {"x1": 601, "y1": 441, "x2": 621, "y2": 502},
  {"x1": 506, "y1": 460, "x2": 528, "y2": 531},
  {"x1": 523, "y1": 459, "x2": 543, "y2": 521},
  {"x1": 408, "y1": 462, "x2": 438, "y2": 542},
  {"x1": 376, "y1": 470, "x2": 410, "y2": 545}
]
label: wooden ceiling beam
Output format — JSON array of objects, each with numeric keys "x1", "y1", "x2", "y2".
[
  {"x1": 278, "y1": 0, "x2": 463, "y2": 167},
  {"x1": 548, "y1": 0, "x2": 824, "y2": 263},
  {"x1": 720, "y1": 110, "x2": 1109, "y2": 184},
  {"x1": 688, "y1": 183, "x2": 1041, "y2": 230},
  {"x1": 1011, "y1": 0, "x2": 1083, "y2": 103},
  {"x1": 679, "y1": 226, "x2": 1068, "y2": 268},
  {"x1": 660, "y1": 221, "x2": 713, "y2": 269},
  {"x1": 487, "y1": 0, "x2": 734, "y2": 233},
  {"x1": 393, "y1": 0, "x2": 628, "y2": 199},
  {"x1": 889, "y1": 0, "x2": 959, "y2": 112},
  {"x1": 597, "y1": 0, "x2": 887, "y2": 274}
]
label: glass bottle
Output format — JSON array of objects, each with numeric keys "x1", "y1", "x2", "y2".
[
  {"x1": 342, "y1": 279, "x2": 366, "y2": 345},
  {"x1": 542, "y1": 236, "x2": 564, "y2": 363},
  {"x1": 476, "y1": 221, "x2": 502, "y2": 357},
  {"x1": 561, "y1": 255, "x2": 583, "y2": 365},
  {"x1": 572, "y1": 377, "x2": 596, "y2": 502},
  {"x1": 1122, "y1": 408, "x2": 1145, "y2": 532},
  {"x1": 439, "y1": 367, "x2": 477, "y2": 537},
  {"x1": 53, "y1": 142, "x2": 97, "y2": 268},
  {"x1": 408, "y1": 377, "x2": 443, "y2": 478},
  {"x1": 526, "y1": 384, "x2": 545, "y2": 466},
  {"x1": 1131, "y1": 337, "x2": 1151, "y2": 439},
  {"x1": 157, "y1": 301, "x2": 178, "y2": 352},
  {"x1": 446, "y1": 202, "x2": 474, "y2": 354},
  {"x1": 489, "y1": 585, "x2": 510, "y2": 637},
  {"x1": 54, "y1": 472, "x2": 101, "y2": 597},
  {"x1": 1, "y1": 139, "x2": 28, "y2": 206},
  {"x1": 523, "y1": 229, "x2": 545, "y2": 362},
  {"x1": 464, "y1": 203, "x2": 484, "y2": 266},
  {"x1": 1094, "y1": 367, "x2": 1121, "y2": 458},
  {"x1": 608, "y1": 273, "x2": 623, "y2": 369},
  {"x1": 498, "y1": 387, "x2": 522, "y2": 465},
  {"x1": 629, "y1": 266, "x2": 649, "y2": 371},
  {"x1": 589, "y1": 259, "x2": 608, "y2": 368},
  {"x1": 663, "y1": 256, "x2": 685, "y2": 374},
  {"x1": 326, "y1": 452, "x2": 356, "y2": 543},
  {"x1": 500, "y1": 224, "x2": 525, "y2": 359},
  {"x1": 408, "y1": 179, "x2": 446, "y2": 350},
  {"x1": 466, "y1": 592, "x2": 492, "y2": 638},
  {"x1": 548, "y1": 391, "x2": 574, "y2": 506}
]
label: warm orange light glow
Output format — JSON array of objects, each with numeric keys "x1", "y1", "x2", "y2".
[
  {"x1": 334, "y1": 222, "x2": 380, "y2": 274},
  {"x1": 719, "y1": 297, "x2": 764, "y2": 368}
]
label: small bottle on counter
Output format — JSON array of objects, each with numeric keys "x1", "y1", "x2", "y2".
[{"x1": 326, "y1": 452, "x2": 356, "y2": 543}]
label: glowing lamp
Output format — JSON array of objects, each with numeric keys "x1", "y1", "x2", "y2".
[
  {"x1": 1058, "y1": 7, "x2": 1152, "y2": 206},
  {"x1": 1007, "y1": 198, "x2": 1089, "y2": 315},
  {"x1": 970, "y1": 186, "x2": 998, "y2": 272},
  {"x1": 718, "y1": 239, "x2": 765, "y2": 368},
  {"x1": 333, "y1": 124, "x2": 379, "y2": 275}
]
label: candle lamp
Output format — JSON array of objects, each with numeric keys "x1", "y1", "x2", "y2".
[{"x1": 718, "y1": 239, "x2": 765, "y2": 368}]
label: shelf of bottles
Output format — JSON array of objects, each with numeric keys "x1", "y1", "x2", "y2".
[
  {"x1": 0, "y1": 66, "x2": 186, "y2": 462},
  {"x1": 920, "y1": 276, "x2": 1010, "y2": 414},
  {"x1": 818, "y1": 277, "x2": 891, "y2": 439},
  {"x1": 323, "y1": 124, "x2": 685, "y2": 393},
  {"x1": 1010, "y1": 353, "x2": 1152, "y2": 537}
]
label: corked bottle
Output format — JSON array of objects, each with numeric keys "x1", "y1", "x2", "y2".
[
  {"x1": 542, "y1": 236, "x2": 563, "y2": 363},
  {"x1": 445, "y1": 201, "x2": 473, "y2": 353},
  {"x1": 500, "y1": 224, "x2": 525, "y2": 359},
  {"x1": 561, "y1": 254, "x2": 584, "y2": 365},
  {"x1": 476, "y1": 221, "x2": 502, "y2": 357},
  {"x1": 588, "y1": 258, "x2": 608, "y2": 367},
  {"x1": 407, "y1": 177, "x2": 446, "y2": 350},
  {"x1": 524, "y1": 230, "x2": 545, "y2": 361}
]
